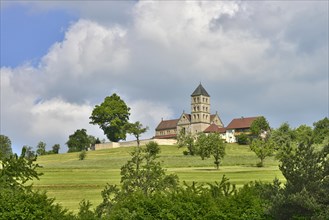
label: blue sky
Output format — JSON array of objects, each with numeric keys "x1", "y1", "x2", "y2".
[
  {"x1": 1, "y1": 4, "x2": 76, "y2": 67},
  {"x1": 1, "y1": 1, "x2": 328, "y2": 154}
]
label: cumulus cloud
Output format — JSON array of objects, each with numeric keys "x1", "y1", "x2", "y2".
[{"x1": 1, "y1": 1, "x2": 328, "y2": 153}]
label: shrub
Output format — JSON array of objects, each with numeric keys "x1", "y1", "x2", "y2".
[{"x1": 79, "y1": 150, "x2": 87, "y2": 160}]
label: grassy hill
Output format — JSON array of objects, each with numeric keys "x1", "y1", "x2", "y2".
[{"x1": 33, "y1": 143, "x2": 284, "y2": 213}]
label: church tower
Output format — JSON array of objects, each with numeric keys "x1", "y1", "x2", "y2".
[{"x1": 190, "y1": 83, "x2": 211, "y2": 133}]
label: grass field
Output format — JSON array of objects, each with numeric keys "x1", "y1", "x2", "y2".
[{"x1": 32, "y1": 144, "x2": 284, "y2": 213}]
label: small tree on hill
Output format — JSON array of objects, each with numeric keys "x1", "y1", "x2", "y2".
[
  {"x1": 52, "y1": 144, "x2": 60, "y2": 154},
  {"x1": 195, "y1": 133, "x2": 226, "y2": 169},
  {"x1": 126, "y1": 121, "x2": 149, "y2": 147},
  {"x1": 36, "y1": 141, "x2": 47, "y2": 156},
  {"x1": 250, "y1": 116, "x2": 270, "y2": 138},
  {"x1": 177, "y1": 130, "x2": 197, "y2": 155},
  {"x1": 249, "y1": 138, "x2": 275, "y2": 167},
  {"x1": 66, "y1": 129, "x2": 91, "y2": 152}
]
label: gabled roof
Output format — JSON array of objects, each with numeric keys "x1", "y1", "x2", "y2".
[
  {"x1": 226, "y1": 116, "x2": 260, "y2": 130},
  {"x1": 155, "y1": 119, "x2": 179, "y2": 131},
  {"x1": 204, "y1": 124, "x2": 226, "y2": 133},
  {"x1": 191, "y1": 83, "x2": 210, "y2": 97},
  {"x1": 181, "y1": 113, "x2": 191, "y2": 121}
]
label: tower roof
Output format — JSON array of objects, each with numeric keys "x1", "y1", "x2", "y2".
[{"x1": 191, "y1": 83, "x2": 210, "y2": 97}]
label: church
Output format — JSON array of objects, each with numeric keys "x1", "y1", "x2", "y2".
[
  {"x1": 154, "y1": 83, "x2": 225, "y2": 139},
  {"x1": 154, "y1": 83, "x2": 262, "y2": 143}
]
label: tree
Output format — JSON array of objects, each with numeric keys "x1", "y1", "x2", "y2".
[
  {"x1": 176, "y1": 130, "x2": 197, "y2": 155},
  {"x1": 126, "y1": 121, "x2": 149, "y2": 147},
  {"x1": 0, "y1": 134, "x2": 12, "y2": 160},
  {"x1": 294, "y1": 124, "x2": 313, "y2": 144},
  {"x1": 0, "y1": 148, "x2": 74, "y2": 219},
  {"x1": 313, "y1": 117, "x2": 329, "y2": 144},
  {"x1": 195, "y1": 133, "x2": 226, "y2": 169},
  {"x1": 120, "y1": 141, "x2": 179, "y2": 195},
  {"x1": 0, "y1": 147, "x2": 41, "y2": 190},
  {"x1": 270, "y1": 141, "x2": 329, "y2": 219},
  {"x1": 271, "y1": 122, "x2": 295, "y2": 148},
  {"x1": 66, "y1": 129, "x2": 91, "y2": 152},
  {"x1": 250, "y1": 116, "x2": 270, "y2": 138},
  {"x1": 90, "y1": 93, "x2": 131, "y2": 142},
  {"x1": 36, "y1": 141, "x2": 47, "y2": 156},
  {"x1": 249, "y1": 138, "x2": 275, "y2": 167},
  {"x1": 79, "y1": 150, "x2": 87, "y2": 160},
  {"x1": 22, "y1": 145, "x2": 36, "y2": 160},
  {"x1": 52, "y1": 144, "x2": 60, "y2": 154},
  {"x1": 236, "y1": 133, "x2": 250, "y2": 145}
]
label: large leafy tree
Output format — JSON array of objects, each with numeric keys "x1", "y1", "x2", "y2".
[
  {"x1": 195, "y1": 133, "x2": 226, "y2": 169},
  {"x1": 126, "y1": 121, "x2": 148, "y2": 147},
  {"x1": 270, "y1": 141, "x2": 329, "y2": 219},
  {"x1": 66, "y1": 129, "x2": 91, "y2": 152},
  {"x1": 90, "y1": 93, "x2": 131, "y2": 142},
  {"x1": 0, "y1": 134, "x2": 12, "y2": 160}
]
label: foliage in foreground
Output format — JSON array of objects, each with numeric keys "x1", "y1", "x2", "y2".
[
  {"x1": 0, "y1": 148, "x2": 75, "y2": 220},
  {"x1": 1, "y1": 130, "x2": 328, "y2": 219}
]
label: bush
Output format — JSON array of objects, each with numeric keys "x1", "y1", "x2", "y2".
[
  {"x1": 79, "y1": 150, "x2": 87, "y2": 160},
  {"x1": 236, "y1": 133, "x2": 250, "y2": 145}
]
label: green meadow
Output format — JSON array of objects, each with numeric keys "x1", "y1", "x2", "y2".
[{"x1": 33, "y1": 144, "x2": 284, "y2": 213}]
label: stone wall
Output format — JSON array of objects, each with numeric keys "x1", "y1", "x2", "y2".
[{"x1": 94, "y1": 138, "x2": 177, "y2": 150}]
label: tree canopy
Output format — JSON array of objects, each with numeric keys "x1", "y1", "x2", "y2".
[
  {"x1": 90, "y1": 93, "x2": 131, "y2": 142},
  {"x1": 313, "y1": 117, "x2": 329, "y2": 144},
  {"x1": 126, "y1": 121, "x2": 148, "y2": 147},
  {"x1": 250, "y1": 116, "x2": 270, "y2": 137},
  {"x1": 66, "y1": 129, "x2": 91, "y2": 152},
  {"x1": 195, "y1": 133, "x2": 226, "y2": 169}
]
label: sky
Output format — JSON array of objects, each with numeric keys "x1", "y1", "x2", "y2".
[{"x1": 1, "y1": 1, "x2": 328, "y2": 154}]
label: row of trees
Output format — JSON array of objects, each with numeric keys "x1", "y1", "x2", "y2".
[
  {"x1": 0, "y1": 135, "x2": 61, "y2": 160},
  {"x1": 177, "y1": 131, "x2": 226, "y2": 169}
]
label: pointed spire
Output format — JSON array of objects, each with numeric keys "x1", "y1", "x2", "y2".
[{"x1": 191, "y1": 83, "x2": 210, "y2": 97}]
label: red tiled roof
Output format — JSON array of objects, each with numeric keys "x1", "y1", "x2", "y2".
[
  {"x1": 226, "y1": 116, "x2": 260, "y2": 129},
  {"x1": 154, "y1": 134, "x2": 177, "y2": 139},
  {"x1": 155, "y1": 119, "x2": 179, "y2": 131},
  {"x1": 204, "y1": 124, "x2": 226, "y2": 133}
]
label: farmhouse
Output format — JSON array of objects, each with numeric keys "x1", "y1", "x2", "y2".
[{"x1": 154, "y1": 84, "x2": 261, "y2": 143}]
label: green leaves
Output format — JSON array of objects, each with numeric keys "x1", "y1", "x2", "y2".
[
  {"x1": 0, "y1": 148, "x2": 42, "y2": 190},
  {"x1": 66, "y1": 129, "x2": 91, "y2": 152},
  {"x1": 249, "y1": 138, "x2": 275, "y2": 167},
  {"x1": 250, "y1": 116, "x2": 270, "y2": 137},
  {"x1": 0, "y1": 134, "x2": 12, "y2": 160},
  {"x1": 90, "y1": 93, "x2": 131, "y2": 142},
  {"x1": 195, "y1": 133, "x2": 226, "y2": 169}
]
